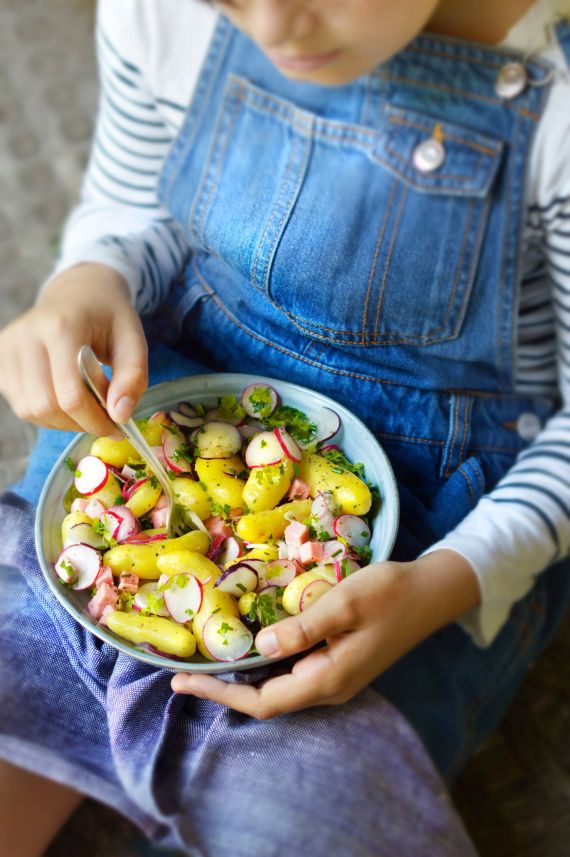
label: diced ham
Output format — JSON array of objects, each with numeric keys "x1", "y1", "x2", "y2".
[
  {"x1": 155, "y1": 494, "x2": 168, "y2": 510},
  {"x1": 284, "y1": 521, "x2": 309, "y2": 549},
  {"x1": 150, "y1": 506, "x2": 169, "y2": 529},
  {"x1": 287, "y1": 478, "x2": 311, "y2": 500},
  {"x1": 87, "y1": 583, "x2": 118, "y2": 622},
  {"x1": 205, "y1": 516, "x2": 233, "y2": 541},
  {"x1": 100, "y1": 605, "x2": 115, "y2": 626},
  {"x1": 298, "y1": 541, "x2": 325, "y2": 565},
  {"x1": 95, "y1": 565, "x2": 114, "y2": 588},
  {"x1": 71, "y1": 498, "x2": 90, "y2": 514},
  {"x1": 118, "y1": 572, "x2": 139, "y2": 595},
  {"x1": 86, "y1": 498, "x2": 107, "y2": 518}
]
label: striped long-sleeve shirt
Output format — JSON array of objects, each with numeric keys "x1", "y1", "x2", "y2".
[{"x1": 48, "y1": 0, "x2": 570, "y2": 646}]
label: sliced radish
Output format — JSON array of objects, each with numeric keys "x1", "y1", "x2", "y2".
[
  {"x1": 122, "y1": 476, "x2": 148, "y2": 502},
  {"x1": 311, "y1": 491, "x2": 339, "y2": 519},
  {"x1": 322, "y1": 540, "x2": 348, "y2": 563},
  {"x1": 170, "y1": 411, "x2": 204, "y2": 430},
  {"x1": 236, "y1": 558, "x2": 267, "y2": 577},
  {"x1": 333, "y1": 515, "x2": 371, "y2": 551},
  {"x1": 215, "y1": 563, "x2": 259, "y2": 597},
  {"x1": 333, "y1": 558, "x2": 361, "y2": 582},
  {"x1": 260, "y1": 559, "x2": 297, "y2": 588},
  {"x1": 299, "y1": 578, "x2": 333, "y2": 611},
  {"x1": 318, "y1": 443, "x2": 342, "y2": 454},
  {"x1": 205, "y1": 408, "x2": 243, "y2": 427},
  {"x1": 238, "y1": 421, "x2": 265, "y2": 440},
  {"x1": 244, "y1": 431, "x2": 284, "y2": 467},
  {"x1": 125, "y1": 531, "x2": 167, "y2": 544},
  {"x1": 256, "y1": 585, "x2": 289, "y2": 626},
  {"x1": 217, "y1": 536, "x2": 242, "y2": 566},
  {"x1": 313, "y1": 408, "x2": 341, "y2": 445},
  {"x1": 240, "y1": 384, "x2": 279, "y2": 419},
  {"x1": 74, "y1": 456, "x2": 109, "y2": 496},
  {"x1": 55, "y1": 544, "x2": 101, "y2": 590},
  {"x1": 178, "y1": 401, "x2": 196, "y2": 418},
  {"x1": 132, "y1": 581, "x2": 169, "y2": 617},
  {"x1": 273, "y1": 427, "x2": 302, "y2": 463},
  {"x1": 193, "y1": 421, "x2": 242, "y2": 458},
  {"x1": 163, "y1": 574, "x2": 203, "y2": 624},
  {"x1": 63, "y1": 522, "x2": 107, "y2": 551},
  {"x1": 202, "y1": 613, "x2": 253, "y2": 661},
  {"x1": 104, "y1": 505, "x2": 139, "y2": 543},
  {"x1": 163, "y1": 427, "x2": 192, "y2": 474}
]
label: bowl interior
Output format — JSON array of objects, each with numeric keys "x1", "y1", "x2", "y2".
[{"x1": 35, "y1": 373, "x2": 399, "y2": 673}]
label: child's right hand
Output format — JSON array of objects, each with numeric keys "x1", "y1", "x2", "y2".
[{"x1": 0, "y1": 263, "x2": 148, "y2": 436}]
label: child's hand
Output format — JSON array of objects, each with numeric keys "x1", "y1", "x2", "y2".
[
  {"x1": 0, "y1": 263, "x2": 148, "y2": 435},
  {"x1": 171, "y1": 549, "x2": 480, "y2": 717}
]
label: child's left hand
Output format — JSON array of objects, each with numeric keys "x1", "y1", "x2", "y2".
[{"x1": 171, "y1": 549, "x2": 480, "y2": 717}]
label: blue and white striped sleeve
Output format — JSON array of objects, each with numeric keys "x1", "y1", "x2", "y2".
[
  {"x1": 428, "y1": 194, "x2": 570, "y2": 648},
  {"x1": 44, "y1": 15, "x2": 190, "y2": 315}
]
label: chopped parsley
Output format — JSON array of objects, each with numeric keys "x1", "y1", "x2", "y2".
[
  {"x1": 218, "y1": 395, "x2": 246, "y2": 422},
  {"x1": 64, "y1": 457, "x2": 76, "y2": 473},
  {"x1": 263, "y1": 405, "x2": 317, "y2": 445}
]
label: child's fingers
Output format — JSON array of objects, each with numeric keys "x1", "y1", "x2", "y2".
[
  {"x1": 254, "y1": 585, "x2": 359, "y2": 659},
  {"x1": 107, "y1": 311, "x2": 148, "y2": 424},
  {"x1": 48, "y1": 336, "x2": 119, "y2": 437}
]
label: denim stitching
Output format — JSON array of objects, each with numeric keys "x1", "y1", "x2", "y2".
[
  {"x1": 497, "y1": 110, "x2": 521, "y2": 390},
  {"x1": 361, "y1": 178, "x2": 398, "y2": 339},
  {"x1": 457, "y1": 466, "x2": 477, "y2": 506},
  {"x1": 192, "y1": 85, "x2": 243, "y2": 250},
  {"x1": 443, "y1": 396, "x2": 460, "y2": 479},
  {"x1": 458, "y1": 398, "x2": 473, "y2": 465},
  {"x1": 373, "y1": 186, "x2": 408, "y2": 333},
  {"x1": 252, "y1": 123, "x2": 302, "y2": 291},
  {"x1": 383, "y1": 75, "x2": 541, "y2": 120},
  {"x1": 387, "y1": 115, "x2": 501, "y2": 157},
  {"x1": 384, "y1": 142, "x2": 489, "y2": 187}
]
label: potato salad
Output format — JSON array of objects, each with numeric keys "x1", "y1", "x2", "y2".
[{"x1": 56, "y1": 384, "x2": 377, "y2": 663}]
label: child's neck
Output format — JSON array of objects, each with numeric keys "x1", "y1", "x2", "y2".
[{"x1": 426, "y1": 0, "x2": 536, "y2": 44}]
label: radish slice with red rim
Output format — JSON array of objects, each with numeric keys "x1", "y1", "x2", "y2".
[
  {"x1": 74, "y1": 455, "x2": 109, "y2": 496},
  {"x1": 104, "y1": 505, "x2": 139, "y2": 543},
  {"x1": 240, "y1": 384, "x2": 279, "y2": 419},
  {"x1": 260, "y1": 559, "x2": 297, "y2": 588},
  {"x1": 169, "y1": 411, "x2": 205, "y2": 430},
  {"x1": 202, "y1": 613, "x2": 253, "y2": 661},
  {"x1": 333, "y1": 515, "x2": 371, "y2": 551},
  {"x1": 193, "y1": 421, "x2": 242, "y2": 459},
  {"x1": 256, "y1": 585, "x2": 289, "y2": 625},
  {"x1": 299, "y1": 578, "x2": 333, "y2": 611},
  {"x1": 310, "y1": 407, "x2": 341, "y2": 446},
  {"x1": 333, "y1": 558, "x2": 361, "y2": 582},
  {"x1": 311, "y1": 491, "x2": 339, "y2": 519},
  {"x1": 273, "y1": 427, "x2": 302, "y2": 463},
  {"x1": 215, "y1": 563, "x2": 258, "y2": 597},
  {"x1": 63, "y1": 522, "x2": 107, "y2": 550},
  {"x1": 217, "y1": 536, "x2": 242, "y2": 566},
  {"x1": 125, "y1": 531, "x2": 167, "y2": 544},
  {"x1": 123, "y1": 476, "x2": 148, "y2": 502},
  {"x1": 163, "y1": 427, "x2": 193, "y2": 473},
  {"x1": 163, "y1": 574, "x2": 203, "y2": 624},
  {"x1": 322, "y1": 540, "x2": 348, "y2": 563},
  {"x1": 244, "y1": 430, "x2": 283, "y2": 467},
  {"x1": 132, "y1": 581, "x2": 169, "y2": 617},
  {"x1": 55, "y1": 544, "x2": 101, "y2": 590},
  {"x1": 205, "y1": 408, "x2": 243, "y2": 427},
  {"x1": 238, "y1": 421, "x2": 265, "y2": 440}
]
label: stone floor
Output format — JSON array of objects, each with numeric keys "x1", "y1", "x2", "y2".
[{"x1": 1, "y1": 2, "x2": 569, "y2": 856}]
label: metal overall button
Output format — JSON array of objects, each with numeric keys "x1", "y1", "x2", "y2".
[
  {"x1": 516, "y1": 412, "x2": 542, "y2": 440},
  {"x1": 412, "y1": 138, "x2": 446, "y2": 173},
  {"x1": 495, "y1": 62, "x2": 528, "y2": 99}
]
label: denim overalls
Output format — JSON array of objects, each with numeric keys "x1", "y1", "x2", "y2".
[{"x1": 2, "y1": 18, "x2": 570, "y2": 848}]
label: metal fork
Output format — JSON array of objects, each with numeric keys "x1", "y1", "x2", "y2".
[{"x1": 78, "y1": 345, "x2": 187, "y2": 538}]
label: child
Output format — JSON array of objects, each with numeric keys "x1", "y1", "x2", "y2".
[{"x1": 1, "y1": 0, "x2": 570, "y2": 853}]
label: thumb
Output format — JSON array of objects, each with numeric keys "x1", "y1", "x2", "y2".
[
  {"x1": 256, "y1": 586, "x2": 351, "y2": 658},
  {"x1": 107, "y1": 312, "x2": 148, "y2": 424}
]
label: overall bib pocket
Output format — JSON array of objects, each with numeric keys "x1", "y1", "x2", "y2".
[{"x1": 187, "y1": 77, "x2": 504, "y2": 347}]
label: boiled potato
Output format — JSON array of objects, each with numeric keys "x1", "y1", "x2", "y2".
[
  {"x1": 192, "y1": 588, "x2": 240, "y2": 660},
  {"x1": 125, "y1": 479, "x2": 162, "y2": 518},
  {"x1": 236, "y1": 499, "x2": 311, "y2": 542},
  {"x1": 90, "y1": 437, "x2": 140, "y2": 469},
  {"x1": 297, "y1": 453, "x2": 372, "y2": 515},
  {"x1": 157, "y1": 550, "x2": 219, "y2": 588},
  {"x1": 103, "y1": 530, "x2": 209, "y2": 578},
  {"x1": 61, "y1": 511, "x2": 92, "y2": 542},
  {"x1": 242, "y1": 459, "x2": 294, "y2": 512},
  {"x1": 90, "y1": 472, "x2": 123, "y2": 508},
  {"x1": 106, "y1": 611, "x2": 196, "y2": 657},
  {"x1": 195, "y1": 456, "x2": 247, "y2": 513},
  {"x1": 172, "y1": 477, "x2": 212, "y2": 520}
]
